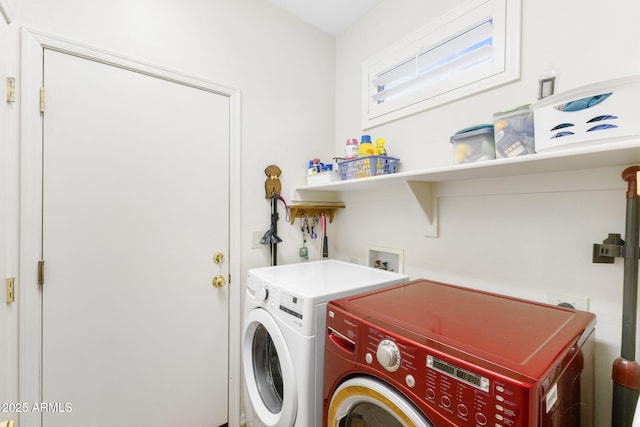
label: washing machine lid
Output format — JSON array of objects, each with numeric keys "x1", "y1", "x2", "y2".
[
  {"x1": 248, "y1": 260, "x2": 408, "y2": 302},
  {"x1": 243, "y1": 308, "x2": 297, "y2": 427},
  {"x1": 327, "y1": 377, "x2": 433, "y2": 427},
  {"x1": 332, "y1": 279, "x2": 596, "y2": 379}
]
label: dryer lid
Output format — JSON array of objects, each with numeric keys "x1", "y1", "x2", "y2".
[
  {"x1": 331, "y1": 279, "x2": 596, "y2": 378},
  {"x1": 248, "y1": 260, "x2": 408, "y2": 301}
]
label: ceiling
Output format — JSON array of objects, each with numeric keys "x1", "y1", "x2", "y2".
[{"x1": 265, "y1": 0, "x2": 382, "y2": 36}]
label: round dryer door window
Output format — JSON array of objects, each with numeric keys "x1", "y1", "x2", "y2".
[
  {"x1": 252, "y1": 323, "x2": 284, "y2": 412},
  {"x1": 327, "y1": 377, "x2": 432, "y2": 427},
  {"x1": 242, "y1": 307, "x2": 297, "y2": 427}
]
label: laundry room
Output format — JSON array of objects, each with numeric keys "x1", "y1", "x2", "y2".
[{"x1": 1, "y1": 0, "x2": 640, "y2": 426}]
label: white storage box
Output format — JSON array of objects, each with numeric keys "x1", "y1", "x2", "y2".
[
  {"x1": 533, "y1": 75, "x2": 640, "y2": 152},
  {"x1": 306, "y1": 171, "x2": 341, "y2": 186}
]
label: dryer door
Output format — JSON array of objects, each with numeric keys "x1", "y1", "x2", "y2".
[
  {"x1": 327, "y1": 377, "x2": 433, "y2": 427},
  {"x1": 243, "y1": 308, "x2": 297, "y2": 427}
]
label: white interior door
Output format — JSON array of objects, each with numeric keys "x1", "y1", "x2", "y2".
[{"x1": 41, "y1": 48, "x2": 230, "y2": 426}]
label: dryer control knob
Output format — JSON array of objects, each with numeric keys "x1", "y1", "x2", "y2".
[
  {"x1": 376, "y1": 339, "x2": 401, "y2": 372},
  {"x1": 256, "y1": 286, "x2": 269, "y2": 301}
]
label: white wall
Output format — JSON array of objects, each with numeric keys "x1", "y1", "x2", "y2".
[
  {"x1": 12, "y1": 0, "x2": 337, "y2": 272},
  {"x1": 9, "y1": 0, "x2": 336, "y2": 423},
  {"x1": 0, "y1": 0, "x2": 18, "y2": 418},
  {"x1": 333, "y1": 1, "x2": 640, "y2": 426},
  {"x1": 7, "y1": 0, "x2": 640, "y2": 425}
]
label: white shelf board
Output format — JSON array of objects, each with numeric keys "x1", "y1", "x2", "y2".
[
  {"x1": 298, "y1": 137, "x2": 640, "y2": 193},
  {"x1": 296, "y1": 137, "x2": 640, "y2": 238}
]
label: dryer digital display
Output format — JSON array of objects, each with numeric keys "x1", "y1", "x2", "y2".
[
  {"x1": 427, "y1": 355, "x2": 490, "y2": 392},
  {"x1": 279, "y1": 292, "x2": 303, "y2": 319}
]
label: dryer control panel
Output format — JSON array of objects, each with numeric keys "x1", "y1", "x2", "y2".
[
  {"x1": 360, "y1": 323, "x2": 530, "y2": 427},
  {"x1": 245, "y1": 274, "x2": 312, "y2": 334}
]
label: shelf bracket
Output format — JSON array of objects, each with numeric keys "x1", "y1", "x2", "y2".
[{"x1": 406, "y1": 180, "x2": 438, "y2": 237}]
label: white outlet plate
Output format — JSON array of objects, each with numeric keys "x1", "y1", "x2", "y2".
[
  {"x1": 547, "y1": 293, "x2": 589, "y2": 312},
  {"x1": 251, "y1": 231, "x2": 263, "y2": 249}
]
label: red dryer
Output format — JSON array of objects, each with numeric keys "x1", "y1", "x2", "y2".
[{"x1": 323, "y1": 279, "x2": 596, "y2": 427}]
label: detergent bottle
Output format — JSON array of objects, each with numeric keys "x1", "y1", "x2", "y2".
[
  {"x1": 375, "y1": 138, "x2": 387, "y2": 155},
  {"x1": 357, "y1": 135, "x2": 375, "y2": 157}
]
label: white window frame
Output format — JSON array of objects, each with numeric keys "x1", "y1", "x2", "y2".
[{"x1": 362, "y1": 0, "x2": 521, "y2": 129}]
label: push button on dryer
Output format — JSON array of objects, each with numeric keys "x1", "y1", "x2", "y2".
[
  {"x1": 440, "y1": 395, "x2": 451, "y2": 408},
  {"x1": 405, "y1": 374, "x2": 416, "y2": 388},
  {"x1": 426, "y1": 388, "x2": 436, "y2": 400},
  {"x1": 365, "y1": 353, "x2": 373, "y2": 364},
  {"x1": 457, "y1": 403, "x2": 468, "y2": 416},
  {"x1": 475, "y1": 412, "x2": 488, "y2": 425}
]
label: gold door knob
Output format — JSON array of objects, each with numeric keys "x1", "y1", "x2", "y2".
[
  {"x1": 213, "y1": 252, "x2": 225, "y2": 264},
  {"x1": 212, "y1": 275, "x2": 226, "y2": 288}
]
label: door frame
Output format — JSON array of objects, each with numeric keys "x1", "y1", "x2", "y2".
[{"x1": 19, "y1": 28, "x2": 243, "y2": 427}]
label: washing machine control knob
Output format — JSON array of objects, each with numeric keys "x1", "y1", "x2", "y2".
[
  {"x1": 256, "y1": 286, "x2": 269, "y2": 301},
  {"x1": 376, "y1": 339, "x2": 401, "y2": 372}
]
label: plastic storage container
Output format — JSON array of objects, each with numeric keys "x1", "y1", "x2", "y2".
[
  {"x1": 533, "y1": 75, "x2": 640, "y2": 152},
  {"x1": 450, "y1": 125, "x2": 496, "y2": 164},
  {"x1": 338, "y1": 156, "x2": 400, "y2": 180},
  {"x1": 493, "y1": 105, "x2": 535, "y2": 158}
]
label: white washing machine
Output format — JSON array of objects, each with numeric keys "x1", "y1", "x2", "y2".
[{"x1": 242, "y1": 260, "x2": 408, "y2": 427}]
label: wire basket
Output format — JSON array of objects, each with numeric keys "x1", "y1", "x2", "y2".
[{"x1": 338, "y1": 156, "x2": 400, "y2": 180}]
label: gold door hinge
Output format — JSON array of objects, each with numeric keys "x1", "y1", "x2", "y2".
[
  {"x1": 6, "y1": 77, "x2": 15, "y2": 103},
  {"x1": 38, "y1": 260, "x2": 45, "y2": 286},
  {"x1": 39, "y1": 87, "x2": 45, "y2": 113},
  {"x1": 5, "y1": 277, "x2": 15, "y2": 303}
]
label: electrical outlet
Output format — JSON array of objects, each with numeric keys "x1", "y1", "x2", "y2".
[
  {"x1": 6, "y1": 277, "x2": 15, "y2": 303},
  {"x1": 547, "y1": 293, "x2": 589, "y2": 311}
]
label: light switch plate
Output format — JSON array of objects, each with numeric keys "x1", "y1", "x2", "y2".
[{"x1": 539, "y1": 76, "x2": 556, "y2": 99}]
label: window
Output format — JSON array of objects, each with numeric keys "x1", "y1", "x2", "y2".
[{"x1": 362, "y1": 0, "x2": 521, "y2": 129}]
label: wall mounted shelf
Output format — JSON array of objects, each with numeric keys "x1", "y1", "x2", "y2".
[
  {"x1": 298, "y1": 138, "x2": 640, "y2": 192},
  {"x1": 288, "y1": 203, "x2": 345, "y2": 224},
  {"x1": 294, "y1": 138, "x2": 640, "y2": 236}
]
